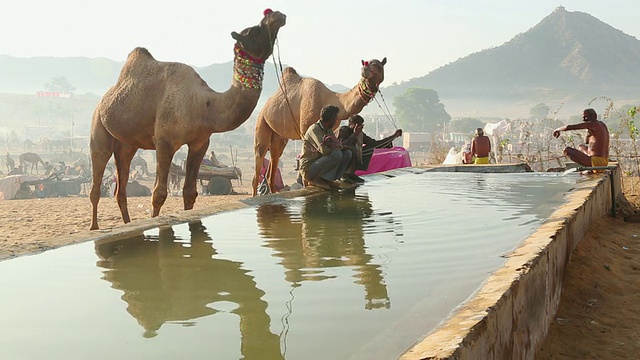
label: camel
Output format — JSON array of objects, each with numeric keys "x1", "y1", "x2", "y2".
[
  {"x1": 23, "y1": 139, "x2": 34, "y2": 152},
  {"x1": 125, "y1": 181, "x2": 152, "y2": 197},
  {"x1": 39, "y1": 138, "x2": 52, "y2": 153},
  {"x1": 251, "y1": 58, "x2": 387, "y2": 195},
  {"x1": 19, "y1": 152, "x2": 46, "y2": 174},
  {"x1": 169, "y1": 162, "x2": 184, "y2": 193},
  {"x1": 88, "y1": 9, "x2": 286, "y2": 230},
  {"x1": 130, "y1": 155, "x2": 151, "y2": 177},
  {"x1": 5, "y1": 152, "x2": 15, "y2": 173}
]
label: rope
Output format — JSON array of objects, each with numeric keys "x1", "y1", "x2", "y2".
[
  {"x1": 270, "y1": 39, "x2": 331, "y2": 159},
  {"x1": 271, "y1": 39, "x2": 304, "y2": 141},
  {"x1": 359, "y1": 136, "x2": 398, "y2": 156},
  {"x1": 373, "y1": 89, "x2": 398, "y2": 129},
  {"x1": 278, "y1": 284, "x2": 297, "y2": 357}
]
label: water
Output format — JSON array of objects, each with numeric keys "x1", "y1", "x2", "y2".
[{"x1": 0, "y1": 172, "x2": 579, "y2": 360}]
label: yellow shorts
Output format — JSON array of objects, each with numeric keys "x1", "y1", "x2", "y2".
[
  {"x1": 591, "y1": 156, "x2": 608, "y2": 167},
  {"x1": 474, "y1": 156, "x2": 490, "y2": 164}
]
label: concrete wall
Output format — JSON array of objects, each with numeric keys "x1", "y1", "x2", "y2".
[{"x1": 399, "y1": 166, "x2": 621, "y2": 359}]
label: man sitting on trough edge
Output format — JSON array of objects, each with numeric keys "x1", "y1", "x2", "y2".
[{"x1": 552, "y1": 108, "x2": 610, "y2": 168}]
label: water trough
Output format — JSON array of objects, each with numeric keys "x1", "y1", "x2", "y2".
[{"x1": 0, "y1": 163, "x2": 620, "y2": 359}]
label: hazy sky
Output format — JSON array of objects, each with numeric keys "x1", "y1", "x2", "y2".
[{"x1": 3, "y1": 0, "x2": 639, "y2": 86}]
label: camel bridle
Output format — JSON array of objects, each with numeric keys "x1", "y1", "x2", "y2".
[
  {"x1": 358, "y1": 77, "x2": 377, "y2": 104},
  {"x1": 233, "y1": 44, "x2": 265, "y2": 89}
]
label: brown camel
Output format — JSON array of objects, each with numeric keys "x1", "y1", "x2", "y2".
[
  {"x1": 130, "y1": 155, "x2": 151, "y2": 176},
  {"x1": 251, "y1": 58, "x2": 387, "y2": 195},
  {"x1": 19, "y1": 152, "x2": 46, "y2": 174},
  {"x1": 169, "y1": 162, "x2": 184, "y2": 193},
  {"x1": 5, "y1": 152, "x2": 15, "y2": 173},
  {"x1": 88, "y1": 9, "x2": 286, "y2": 230}
]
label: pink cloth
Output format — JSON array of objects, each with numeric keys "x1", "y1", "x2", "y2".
[
  {"x1": 355, "y1": 146, "x2": 412, "y2": 176},
  {"x1": 259, "y1": 158, "x2": 285, "y2": 191}
]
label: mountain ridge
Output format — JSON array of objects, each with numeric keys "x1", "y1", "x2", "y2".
[
  {"x1": 1, "y1": 7, "x2": 638, "y2": 118},
  {"x1": 381, "y1": 6, "x2": 640, "y2": 116}
]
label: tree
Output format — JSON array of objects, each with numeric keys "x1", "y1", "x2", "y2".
[
  {"x1": 529, "y1": 103, "x2": 550, "y2": 120},
  {"x1": 392, "y1": 88, "x2": 451, "y2": 132},
  {"x1": 449, "y1": 117, "x2": 484, "y2": 134},
  {"x1": 44, "y1": 76, "x2": 76, "y2": 93}
]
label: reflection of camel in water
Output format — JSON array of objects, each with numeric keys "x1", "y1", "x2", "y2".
[
  {"x1": 19, "y1": 152, "x2": 46, "y2": 174},
  {"x1": 251, "y1": 58, "x2": 387, "y2": 196},
  {"x1": 88, "y1": 10, "x2": 286, "y2": 230},
  {"x1": 94, "y1": 221, "x2": 283, "y2": 358},
  {"x1": 256, "y1": 194, "x2": 391, "y2": 310}
]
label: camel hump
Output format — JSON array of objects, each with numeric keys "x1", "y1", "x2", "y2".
[
  {"x1": 283, "y1": 67, "x2": 301, "y2": 80},
  {"x1": 127, "y1": 47, "x2": 156, "y2": 62}
]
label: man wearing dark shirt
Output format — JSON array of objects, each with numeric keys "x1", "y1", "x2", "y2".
[{"x1": 337, "y1": 115, "x2": 402, "y2": 183}]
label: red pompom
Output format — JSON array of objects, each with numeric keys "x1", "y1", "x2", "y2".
[
  {"x1": 263, "y1": 8, "x2": 273, "y2": 16},
  {"x1": 364, "y1": 61, "x2": 369, "y2": 66}
]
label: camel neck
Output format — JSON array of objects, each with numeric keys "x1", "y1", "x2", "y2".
[
  {"x1": 358, "y1": 78, "x2": 377, "y2": 104},
  {"x1": 233, "y1": 44, "x2": 265, "y2": 89}
]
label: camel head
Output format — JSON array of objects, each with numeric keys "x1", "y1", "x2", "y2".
[
  {"x1": 231, "y1": 9, "x2": 286, "y2": 62},
  {"x1": 358, "y1": 58, "x2": 387, "y2": 103},
  {"x1": 361, "y1": 58, "x2": 387, "y2": 87}
]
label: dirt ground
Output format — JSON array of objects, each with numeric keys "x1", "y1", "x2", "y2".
[{"x1": 1, "y1": 170, "x2": 639, "y2": 358}]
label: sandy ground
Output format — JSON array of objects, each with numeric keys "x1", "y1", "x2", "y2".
[
  {"x1": 0, "y1": 176, "x2": 257, "y2": 260},
  {"x1": 1, "y1": 173, "x2": 640, "y2": 358}
]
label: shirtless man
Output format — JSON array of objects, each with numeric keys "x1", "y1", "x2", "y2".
[
  {"x1": 552, "y1": 108, "x2": 610, "y2": 167},
  {"x1": 471, "y1": 128, "x2": 491, "y2": 164}
]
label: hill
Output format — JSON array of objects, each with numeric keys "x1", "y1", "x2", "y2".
[
  {"x1": 382, "y1": 6, "x2": 640, "y2": 117},
  {"x1": 2, "y1": 6, "x2": 640, "y2": 129},
  {"x1": 0, "y1": 51, "x2": 349, "y2": 99}
]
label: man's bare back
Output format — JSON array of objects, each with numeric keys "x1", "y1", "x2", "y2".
[{"x1": 553, "y1": 108, "x2": 610, "y2": 167}]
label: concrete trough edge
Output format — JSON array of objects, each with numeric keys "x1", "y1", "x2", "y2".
[{"x1": 399, "y1": 164, "x2": 621, "y2": 360}]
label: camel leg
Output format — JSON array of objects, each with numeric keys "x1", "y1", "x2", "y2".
[
  {"x1": 268, "y1": 134, "x2": 289, "y2": 194},
  {"x1": 182, "y1": 141, "x2": 209, "y2": 210},
  {"x1": 252, "y1": 116, "x2": 273, "y2": 196},
  {"x1": 152, "y1": 142, "x2": 176, "y2": 216},
  {"x1": 89, "y1": 121, "x2": 116, "y2": 230},
  {"x1": 113, "y1": 142, "x2": 137, "y2": 224}
]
